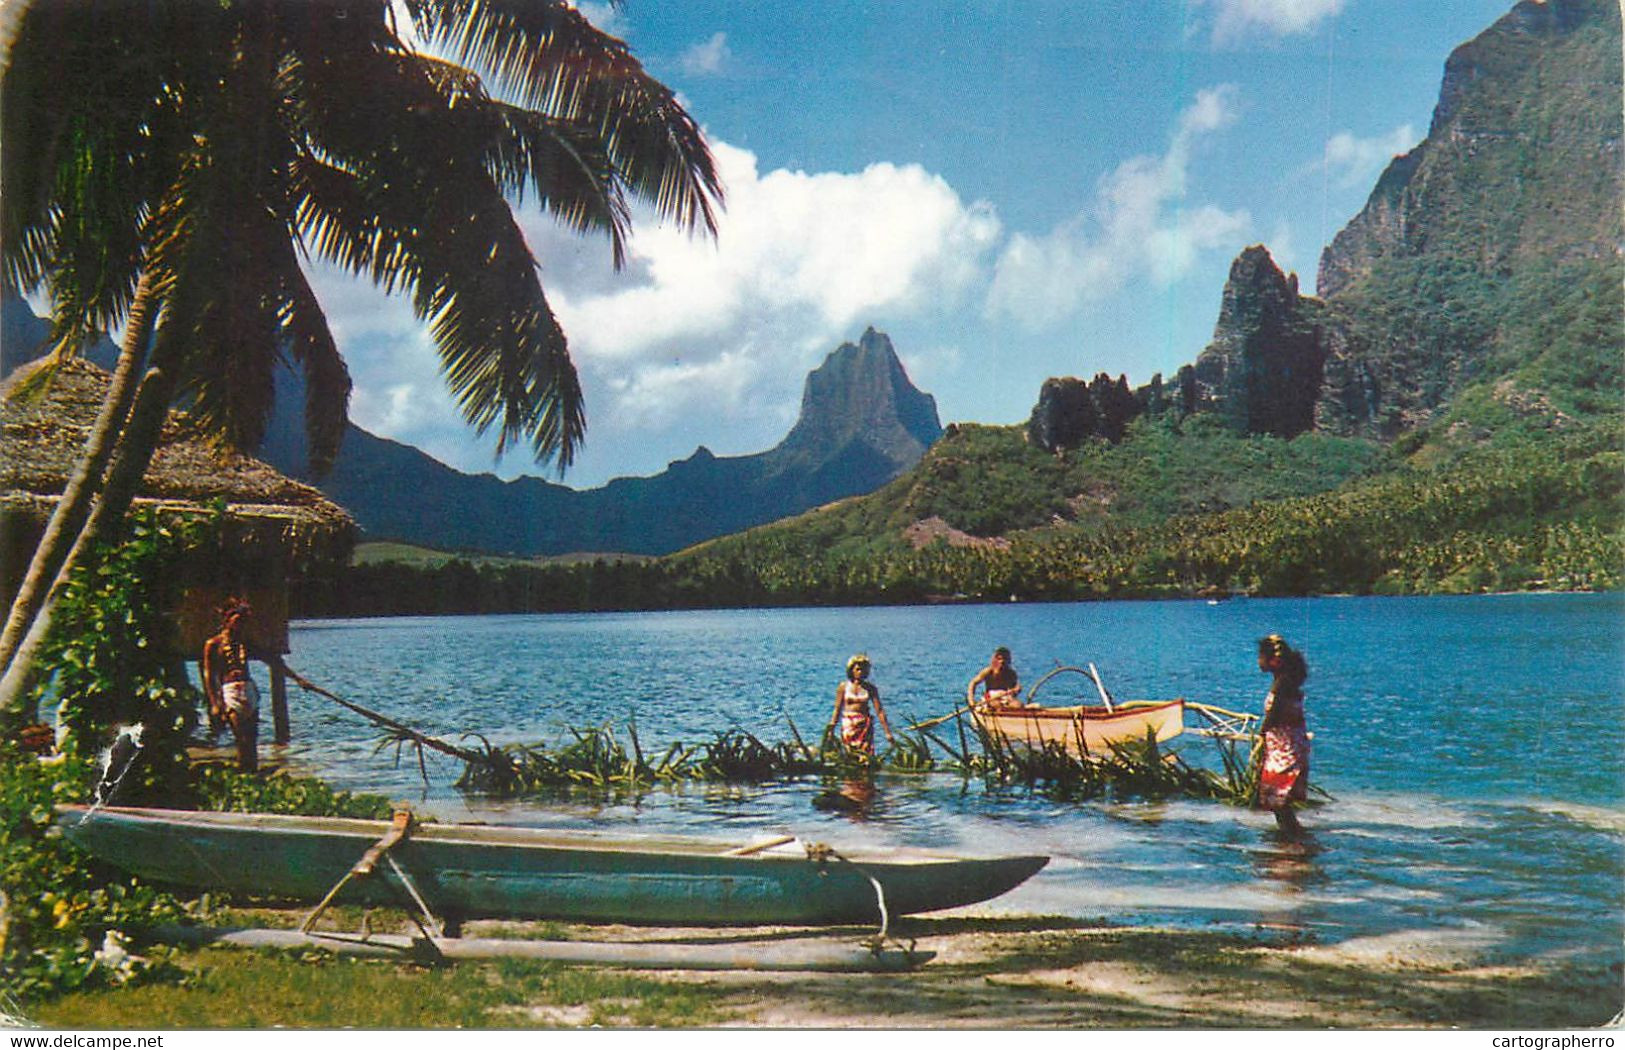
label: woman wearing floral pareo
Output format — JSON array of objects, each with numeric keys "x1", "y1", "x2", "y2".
[
  {"x1": 829, "y1": 653, "x2": 892, "y2": 756},
  {"x1": 1256, "y1": 634, "x2": 1311, "y2": 835}
]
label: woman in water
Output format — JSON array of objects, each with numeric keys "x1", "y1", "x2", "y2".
[
  {"x1": 1256, "y1": 634, "x2": 1311, "y2": 835},
  {"x1": 829, "y1": 653, "x2": 893, "y2": 756}
]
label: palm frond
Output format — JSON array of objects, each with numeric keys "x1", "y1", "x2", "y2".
[
  {"x1": 140, "y1": 137, "x2": 279, "y2": 456},
  {"x1": 293, "y1": 38, "x2": 585, "y2": 466},
  {"x1": 414, "y1": 184, "x2": 584, "y2": 465},
  {"x1": 407, "y1": 0, "x2": 722, "y2": 238},
  {"x1": 1, "y1": 0, "x2": 211, "y2": 318},
  {"x1": 403, "y1": 52, "x2": 633, "y2": 267}
]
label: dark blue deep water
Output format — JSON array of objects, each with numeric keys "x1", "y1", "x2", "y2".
[{"x1": 264, "y1": 593, "x2": 1622, "y2": 966}]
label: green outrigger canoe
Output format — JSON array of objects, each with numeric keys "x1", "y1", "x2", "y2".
[{"x1": 57, "y1": 805, "x2": 1047, "y2": 927}]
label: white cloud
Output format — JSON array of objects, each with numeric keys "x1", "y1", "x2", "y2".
[
  {"x1": 570, "y1": 2, "x2": 629, "y2": 38},
  {"x1": 1198, "y1": 0, "x2": 1345, "y2": 44},
  {"x1": 300, "y1": 142, "x2": 1000, "y2": 479},
  {"x1": 984, "y1": 86, "x2": 1250, "y2": 330},
  {"x1": 537, "y1": 140, "x2": 1001, "y2": 425},
  {"x1": 604, "y1": 349, "x2": 761, "y2": 427},
  {"x1": 680, "y1": 32, "x2": 731, "y2": 76},
  {"x1": 1264, "y1": 220, "x2": 1302, "y2": 283},
  {"x1": 1321, "y1": 124, "x2": 1418, "y2": 188}
]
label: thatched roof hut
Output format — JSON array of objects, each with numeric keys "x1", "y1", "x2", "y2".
[{"x1": 1, "y1": 357, "x2": 355, "y2": 654}]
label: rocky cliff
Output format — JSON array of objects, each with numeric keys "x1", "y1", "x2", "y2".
[
  {"x1": 1028, "y1": 0, "x2": 1621, "y2": 449},
  {"x1": 1311, "y1": 0, "x2": 1622, "y2": 435},
  {"x1": 778, "y1": 327, "x2": 942, "y2": 471},
  {"x1": 1189, "y1": 246, "x2": 1327, "y2": 439},
  {"x1": 1320, "y1": 0, "x2": 1620, "y2": 300}
]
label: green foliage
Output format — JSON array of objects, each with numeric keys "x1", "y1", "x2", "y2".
[
  {"x1": 27, "y1": 508, "x2": 217, "y2": 803},
  {"x1": 2, "y1": 512, "x2": 398, "y2": 1009},
  {"x1": 443, "y1": 713, "x2": 1257, "y2": 809},
  {"x1": 0, "y1": 750, "x2": 190, "y2": 1004},
  {"x1": 187, "y1": 766, "x2": 394, "y2": 819}
]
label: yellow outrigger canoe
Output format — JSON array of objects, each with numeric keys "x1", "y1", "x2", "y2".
[
  {"x1": 967, "y1": 663, "x2": 1254, "y2": 756},
  {"x1": 975, "y1": 698, "x2": 1186, "y2": 755}
]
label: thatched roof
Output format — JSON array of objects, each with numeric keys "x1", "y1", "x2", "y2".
[{"x1": 1, "y1": 357, "x2": 354, "y2": 566}]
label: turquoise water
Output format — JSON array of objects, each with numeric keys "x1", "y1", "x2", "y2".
[{"x1": 267, "y1": 593, "x2": 1623, "y2": 966}]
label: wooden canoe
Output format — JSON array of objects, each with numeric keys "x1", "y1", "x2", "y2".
[
  {"x1": 974, "y1": 699, "x2": 1185, "y2": 755},
  {"x1": 55, "y1": 805, "x2": 1047, "y2": 926}
]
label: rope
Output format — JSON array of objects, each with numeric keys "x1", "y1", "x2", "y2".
[
  {"x1": 294, "y1": 679, "x2": 494, "y2": 768},
  {"x1": 801, "y1": 840, "x2": 892, "y2": 943}
]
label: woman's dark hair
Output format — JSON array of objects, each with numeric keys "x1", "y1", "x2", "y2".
[
  {"x1": 1258, "y1": 634, "x2": 1308, "y2": 682},
  {"x1": 993, "y1": 646, "x2": 1011, "y2": 660}
]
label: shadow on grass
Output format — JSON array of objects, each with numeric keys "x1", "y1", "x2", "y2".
[{"x1": 25, "y1": 918, "x2": 1624, "y2": 1030}]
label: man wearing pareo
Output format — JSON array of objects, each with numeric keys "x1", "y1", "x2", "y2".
[{"x1": 201, "y1": 599, "x2": 311, "y2": 772}]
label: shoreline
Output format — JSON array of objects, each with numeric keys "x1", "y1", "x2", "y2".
[
  {"x1": 26, "y1": 910, "x2": 1625, "y2": 1030},
  {"x1": 284, "y1": 585, "x2": 1620, "y2": 623}
]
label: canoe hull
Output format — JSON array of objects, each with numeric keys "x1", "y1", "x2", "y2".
[
  {"x1": 977, "y1": 699, "x2": 1185, "y2": 755},
  {"x1": 55, "y1": 806, "x2": 1046, "y2": 926}
]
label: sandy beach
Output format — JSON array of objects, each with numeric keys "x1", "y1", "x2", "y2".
[
  {"x1": 28, "y1": 908, "x2": 1621, "y2": 1030},
  {"x1": 495, "y1": 916, "x2": 1624, "y2": 1029}
]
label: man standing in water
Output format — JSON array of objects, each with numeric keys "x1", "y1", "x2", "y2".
[{"x1": 201, "y1": 599, "x2": 311, "y2": 772}]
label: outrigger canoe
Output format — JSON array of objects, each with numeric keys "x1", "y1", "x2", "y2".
[
  {"x1": 969, "y1": 663, "x2": 1194, "y2": 757},
  {"x1": 976, "y1": 698, "x2": 1185, "y2": 755},
  {"x1": 56, "y1": 805, "x2": 1047, "y2": 927}
]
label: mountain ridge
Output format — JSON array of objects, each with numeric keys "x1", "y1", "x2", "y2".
[{"x1": 256, "y1": 327, "x2": 942, "y2": 556}]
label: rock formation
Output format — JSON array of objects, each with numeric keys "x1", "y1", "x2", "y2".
[{"x1": 1190, "y1": 246, "x2": 1326, "y2": 439}]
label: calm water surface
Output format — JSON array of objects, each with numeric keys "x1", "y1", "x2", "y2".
[{"x1": 265, "y1": 594, "x2": 1622, "y2": 967}]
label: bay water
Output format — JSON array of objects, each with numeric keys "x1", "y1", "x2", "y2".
[{"x1": 268, "y1": 593, "x2": 1623, "y2": 968}]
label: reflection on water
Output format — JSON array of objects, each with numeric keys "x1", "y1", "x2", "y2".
[
  {"x1": 1250, "y1": 834, "x2": 1325, "y2": 892},
  {"x1": 271, "y1": 595, "x2": 1623, "y2": 969},
  {"x1": 811, "y1": 778, "x2": 878, "y2": 820},
  {"x1": 1248, "y1": 834, "x2": 1326, "y2": 937}
]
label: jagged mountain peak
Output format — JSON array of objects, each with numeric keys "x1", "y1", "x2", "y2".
[{"x1": 779, "y1": 327, "x2": 942, "y2": 460}]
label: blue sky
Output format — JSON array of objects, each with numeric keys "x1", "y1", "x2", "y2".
[{"x1": 312, "y1": 0, "x2": 1519, "y2": 487}]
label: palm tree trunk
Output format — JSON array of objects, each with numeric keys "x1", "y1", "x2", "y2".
[
  {"x1": 0, "y1": 272, "x2": 159, "y2": 684},
  {"x1": 0, "y1": 364, "x2": 175, "y2": 721}
]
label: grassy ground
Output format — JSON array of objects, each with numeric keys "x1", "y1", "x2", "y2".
[{"x1": 23, "y1": 913, "x2": 1623, "y2": 1030}]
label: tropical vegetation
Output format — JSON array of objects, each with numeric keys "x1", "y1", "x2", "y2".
[
  {"x1": 295, "y1": 411, "x2": 1621, "y2": 616},
  {"x1": 2, "y1": 509, "x2": 1260, "y2": 1010},
  {"x1": 0, "y1": 507, "x2": 391, "y2": 1003},
  {"x1": 0, "y1": 0, "x2": 722, "y2": 721}
]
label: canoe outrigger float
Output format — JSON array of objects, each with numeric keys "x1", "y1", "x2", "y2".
[
  {"x1": 963, "y1": 663, "x2": 1258, "y2": 757},
  {"x1": 55, "y1": 804, "x2": 1046, "y2": 970}
]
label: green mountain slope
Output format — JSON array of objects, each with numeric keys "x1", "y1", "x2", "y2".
[
  {"x1": 1314, "y1": 0, "x2": 1622, "y2": 438},
  {"x1": 295, "y1": 0, "x2": 1622, "y2": 616}
]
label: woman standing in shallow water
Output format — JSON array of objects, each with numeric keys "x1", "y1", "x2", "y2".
[
  {"x1": 829, "y1": 653, "x2": 893, "y2": 756},
  {"x1": 1256, "y1": 634, "x2": 1311, "y2": 835}
]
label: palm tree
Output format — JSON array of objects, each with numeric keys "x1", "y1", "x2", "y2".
[{"x1": 0, "y1": 0, "x2": 722, "y2": 718}]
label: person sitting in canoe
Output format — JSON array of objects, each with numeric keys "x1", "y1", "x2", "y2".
[
  {"x1": 201, "y1": 598, "x2": 311, "y2": 772},
  {"x1": 1256, "y1": 634, "x2": 1311, "y2": 836},
  {"x1": 828, "y1": 653, "x2": 893, "y2": 755},
  {"x1": 967, "y1": 646, "x2": 1022, "y2": 709}
]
